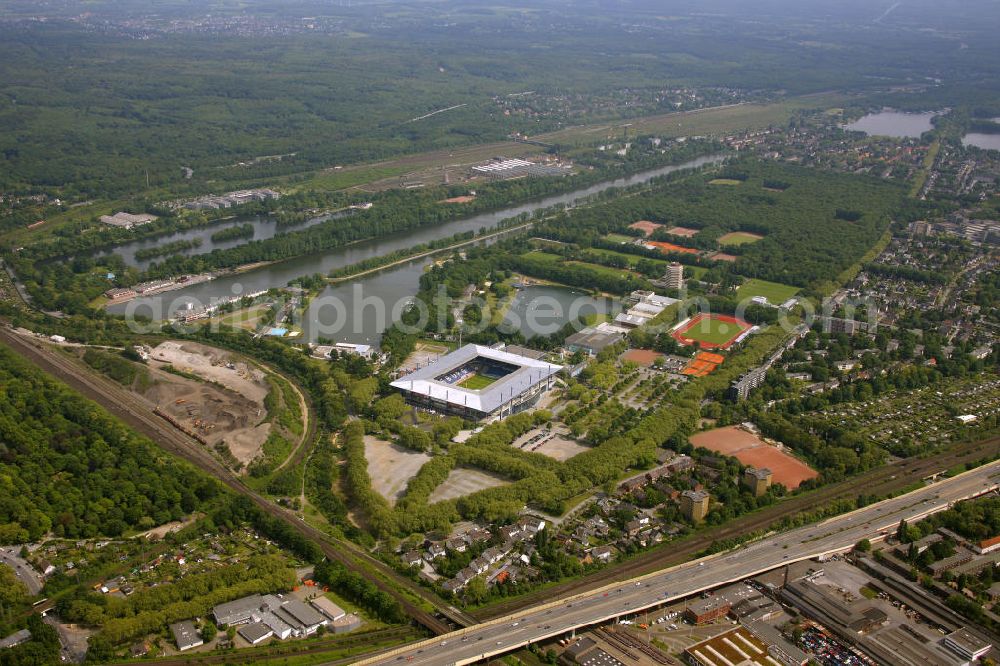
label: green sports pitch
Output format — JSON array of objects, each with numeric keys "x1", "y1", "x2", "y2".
[
  {"x1": 736, "y1": 278, "x2": 799, "y2": 305},
  {"x1": 458, "y1": 373, "x2": 499, "y2": 390},
  {"x1": 677, "y1": 316, "x2": 747, "y2": 346}
]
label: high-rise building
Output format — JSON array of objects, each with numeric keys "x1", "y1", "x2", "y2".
[
  {"x1": 742, "y1": 467, "x2": 773, "y2": 497},
  {"x1": 665, "y1": 262, "x2": 684, "y2": 289},
  {"x1": 680, "y1": 489, "x2": 710, "y2": 523}
]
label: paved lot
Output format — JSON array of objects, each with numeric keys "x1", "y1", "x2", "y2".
[
  {"x1": 364, "y1": 436, "x2": 431, "y2": 506},
  {"x1": 428, "y1": 468, "x2": 508, "y2": 503},
  {"x1": 511, "y1": 426, "x2": 590, "y2": 462}
]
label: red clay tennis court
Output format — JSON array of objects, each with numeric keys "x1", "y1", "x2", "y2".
[
  {"x1": 689, "y1": 426, "x2": 818, "y2": 489},
  {"x1": 665, "y1": 226, "x2": 699, "y2": 237},
  {"x1": 681, "y1": 351, "x2": 725, "y2": 376},
  {"x1": 646, "y1": 240, "x2": 700, "y2": 255},
  {"x1": 672, "y1": 313, "x2": 751, "y2": 350},
  {"x1": 629, "y1": 220, "x2": 664, "y2": 237},
  {"x1": 621, "y1": 349, "x2": 665, "y2": 367}
]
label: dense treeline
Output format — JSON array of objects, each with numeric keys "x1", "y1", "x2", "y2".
[
  {"x1": 210, "y1": 223, "x2": 255, "y2": 243},
  {"x1": 342, "y1": 421, "x2": 397, "y2": 537},
  {"x1": 531, "y1": 159, "x2": 905, "y2": 294},
  {"x1": 312, "y1": 560, "x2": 406, "y2": 625},
  {"x1": 82, "y1": 348, "x2": 149, "y2": 387},
  {"x1": 0, "y1": 345, "x2": 220, "y2": 543},
  {"x1": 133, "y1": 238, "x2": 202, "y2": 261}
]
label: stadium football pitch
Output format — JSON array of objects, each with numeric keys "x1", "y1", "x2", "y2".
[{"x1": 458, "y1": 373, "x2": 499, "y2": 390}]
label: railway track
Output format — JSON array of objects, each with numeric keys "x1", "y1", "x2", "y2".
[
  {"x1": 0, "y1": 328, "x2": 457, "y2": 636},
  {"x1": 474, "y1": 434, "x2": 1000, "y2": 620}
]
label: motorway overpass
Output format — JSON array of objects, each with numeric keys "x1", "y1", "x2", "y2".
[{"x1": 358, "y1": 461, "x2": 1000, "y2": 666}]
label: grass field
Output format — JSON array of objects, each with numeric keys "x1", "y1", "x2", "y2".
[
  {"x1": 458, "y1": 373, "x2": 499, "y2": 390},
  {"x1": 709, "y1": 178, "x2": 743, "y2": 186},
  {"x1": 718, "y1": 231, "x2": 764, "y2": 246},
  {"x1": 523, "y1": 250, "x2": 564, "y2": 263},
  {"x1": 604, "y1": 233, "x2": 635, "y2": 244},
  {"x1": 565, "y1": 260, "x2": 643, "y2": 280},
  {"x1": 735, "y1": 278, "x2": 799, "y2": 304},
  {"x1": 680, "y1": 318, "x2": 744, "y2": 345}
]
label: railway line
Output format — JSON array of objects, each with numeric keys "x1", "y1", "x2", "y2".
[
  {"x1": 6, "y1": 324, "x2": 999, "y2": 664},
  {"x1": 0, "y1": 327, "x2": 460, "y2": 636}
]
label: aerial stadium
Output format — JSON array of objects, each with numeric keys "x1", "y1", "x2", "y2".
[{"x1": 390, "y1": 344, "x2": 562, "y2": 422}]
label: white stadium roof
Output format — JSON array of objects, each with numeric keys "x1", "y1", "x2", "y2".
[{"x1": 390, "y1": 344, "x2": 561, "y2": 414}]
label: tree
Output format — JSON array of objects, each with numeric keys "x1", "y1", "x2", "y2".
[{"x1": 854, "y1": 539, "x2": 871, "y2": 553}]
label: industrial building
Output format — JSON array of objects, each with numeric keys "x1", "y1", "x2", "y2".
[
  {"x1": 685, "y1": 625, "x2": 808, "y2": 666},
  {"x1": 390, "y1": 344, "x2": 561, "y2": 421},
  {"x1": 565, "y1": 327, "x2": 624, "y2": 356},
  {"x1": 181, "y1": 188, "x2": 280, "y2": 211},
  {"x1": 211, "y1": 592, "x2": 359, "y2": 642},
  {"x1": 100, "y1": 212, "x2": 158, "y2": 229},
  {"x1": 471, "y1": 157, "x2": 570, "y2": 181},
  {"x1": 169, "y1": 621, "x2": 204, "y2": 652}
]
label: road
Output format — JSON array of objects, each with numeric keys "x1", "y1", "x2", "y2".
[
  {"x1": 475, "y1": 434, "x2": 999, "y2": 621},
  {"x1": 0, "y1": 546, "x2": 43, "y2": 595},
  {"x1": 360, "y1": 461, "x2": 1000, "y2": 666},
  {"x1": 0, "y1": 327, "x2": 469, "y2": 635}
]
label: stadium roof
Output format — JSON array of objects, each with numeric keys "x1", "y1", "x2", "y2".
[{"x1": 390, "y1": 344, "x2": 561, "y2": 414}]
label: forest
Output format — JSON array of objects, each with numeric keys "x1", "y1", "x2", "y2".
[
  {"x1": 1, "y1": 0, "x2": 999, "y2": 200},
  {"x1": 0, "y1": 345, "x2": 221, "y2": 543},
  {"x1": 530, "y1": 159, "x2": 906, "y2": 295}
]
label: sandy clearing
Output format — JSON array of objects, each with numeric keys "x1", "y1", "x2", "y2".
[{"x1": 364, "y1": 436, "x2": 432, "y2": 506}]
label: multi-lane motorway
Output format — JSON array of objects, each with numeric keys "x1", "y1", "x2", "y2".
[{"x1": 360, "y1": 461, "x2": 1000, "y2": 666}]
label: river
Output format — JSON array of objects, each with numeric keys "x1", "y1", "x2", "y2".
[
  {"x1": 113, "y1": 154, "x2": 724, "y2": 342},
  {"x1": 93, "y1": 210, "x2": 352, "y2": 271}
]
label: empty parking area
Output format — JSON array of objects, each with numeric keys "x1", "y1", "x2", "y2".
[
  {"x1": 364, "y1": 436, "x2": 432, "y2": 506},
  {"x1": 428, "y1": 468, "x2": 508, "y2": 503},
  {"x1": 511, "y1": 425, "x2": 591, "y2": 461}
]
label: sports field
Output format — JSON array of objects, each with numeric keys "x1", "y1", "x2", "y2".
[
  {"x1": 735, "y1": 278, "x2": 799, "y2": 304},
  {"x1": 673, "y1": 314, "x2": 751, "y2": 350},
  {"x1": 689, "y1": 426, "x2": 818, "y2": 489},
  {"x1": 718, "y1": 231, "x2": 764, "y2": 246},
  {"x1": 458, "y1": 373, "x2": 499, "y2": 390},
  {"x1": 709, "y1": 178, "x2": 743, "y2": 186}
]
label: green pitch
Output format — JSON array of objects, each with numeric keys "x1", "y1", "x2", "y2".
[
  {"x1": 682, "y1": 318, "x2": 744, "y2": 345},
  {"x1": 718, "y1": 231, "x2": 764, "y2": 246},
  {"x1": 458, "y1": 373, "x2": 499, "y2": 390},
  {"x1": 736, "y1": 278, "x2": 799, "y2": 304}
]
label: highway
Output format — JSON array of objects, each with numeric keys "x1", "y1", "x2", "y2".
[{"x1": 360, "y1": 461, "x2": 1000, "y2": 666}]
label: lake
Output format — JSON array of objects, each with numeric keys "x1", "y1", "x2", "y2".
[
  {"x1": 962, "y1": 120, "x2": 1000, "y2": 151},
  {"x1": 843, "y1": 110, "x2": 938, "y2": 138},
  {"x1": 499, "y1": 285, "x2": 615, "y2": 339}
]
